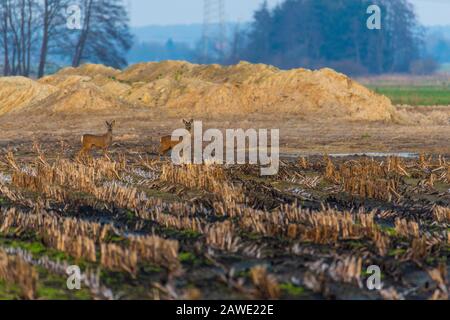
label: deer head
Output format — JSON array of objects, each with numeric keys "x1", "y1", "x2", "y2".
[
  {"x1": 182, "y1": 119, "x2": 193, "y2": 132},
  {"x1": 105, "y1": 120, "x2": 115, "y2": 132}
]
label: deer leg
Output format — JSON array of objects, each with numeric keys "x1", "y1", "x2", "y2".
[
  {"x1": 160, "y1": 147, "x2": 172, "y2": 160},
  {"x1": 78, "y1": 147, "x2": 87, "y2": 157},
  {"x1": 159, "y1": 146, "x2": 166, "y2": 160}
]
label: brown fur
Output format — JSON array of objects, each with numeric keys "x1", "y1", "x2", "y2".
[
  {"x1": 80, "y1": 120, "x2": 115, "y2": 154},
  {"x1": 159, "y1": 119, "x2": 193, "y2": 156}
]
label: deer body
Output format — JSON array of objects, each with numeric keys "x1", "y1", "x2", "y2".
[
  {"x1": 159, "y1": 119, "x2": 193, "y2": 156},
  {"x1": 80, "y1": 121, "x2": 115, "y2": 154}
]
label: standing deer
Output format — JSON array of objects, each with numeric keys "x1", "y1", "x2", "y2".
[
  {"x1": 79, "y1": 120, "x2": 115, "y2": 155},
  {"x1": 159, "y1": 119, "x2": 193, "y2": 156}
]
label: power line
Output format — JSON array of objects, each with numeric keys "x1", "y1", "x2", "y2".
[{"x1": 202, "y1": 0, "x2": 226, "y2": 62}]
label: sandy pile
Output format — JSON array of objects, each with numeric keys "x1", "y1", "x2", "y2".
[
  {"x1": 114, "y1": 61, "x2": 395, "y2": 120},
  {"x1": 32, "y1": 82, "x2": 132, "y2": 114},
  {"x1": 0, "y1": 61, "x2": 396, "y2": 121},
  {"x1": 0, "y1": 77, "x2": 58, "y2": 115},
  {"x1": 51, "y1": 63, "x2": 120, "y2": 79}
]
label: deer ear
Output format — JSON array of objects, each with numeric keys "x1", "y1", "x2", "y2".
[
  {"x1": 105, "y1": 121, "x2": 110, "y2": 126},
  {"x1": 111, "y1": 120, "x2": 116, "y2": 126},
  {"x1": 182, "y1": 119, "x2": 187, "y2": 124}
]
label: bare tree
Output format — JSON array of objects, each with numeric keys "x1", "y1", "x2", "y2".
[
  {"x1": 0, "y1": 1, "x2": 11, "y2": 75},
  {"x1": 0, "y1": 0, "x2": 35, "y2": 76},
  {"x1": 71, "y1": 0, "x2": 132, "y2": 68},
  {"x1": 1, "y1": 0, "x2": 39, "y2": 76},
  {"x1": 0, "y1": 0, "x2": 131, "y2": 77},
  {"x1": 38, "y1": 0, "x2": 68, "y2": 78},
  {"x1": 71, "y1": 0, "x2": 93, "y2": 67}
]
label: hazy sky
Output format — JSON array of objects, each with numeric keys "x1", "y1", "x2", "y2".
[{"x1": 128, "y1": 0, "x2": 450, "y2": 27}]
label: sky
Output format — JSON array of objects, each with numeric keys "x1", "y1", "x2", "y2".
[{"x1": 128, "y1": 0, "x2": 450, "y2": 27}]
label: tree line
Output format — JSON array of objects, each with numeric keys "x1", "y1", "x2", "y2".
[
  {"x1": 0, "y1": 0, "x2": 132, "y2": 78},
  {"x1": 227, "y1": 0, "x2": 430, "y2": 75}
]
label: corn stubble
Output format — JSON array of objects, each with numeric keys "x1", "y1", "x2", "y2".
[
  {"x1": 0, "y1": 148, "x2": 448, "y2": 300},
  {"x1": 0, "y1": 248, "x2": 38, "y2": 299}
]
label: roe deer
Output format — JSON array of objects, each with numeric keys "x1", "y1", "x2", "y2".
[
  {"x1": 159, "y1": 119, "x2": 193, "y2": 156},
  {"x1": 80, "y1": 120, "x2": 115, "y2": 154}
]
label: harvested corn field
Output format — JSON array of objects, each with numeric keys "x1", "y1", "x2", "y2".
[
  {"x1": 0, "y1": 142, "x2": 448, "y2": 300},
  {"x1": 0, "y1": 61, "x2": 448, "y2": 301}
]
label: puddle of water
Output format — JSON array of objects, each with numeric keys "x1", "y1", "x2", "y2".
[
  {"x1": 281, "y1": 152, "x2": 419, "y2": 159},
  {"x1": 328, "y1": 152, "x2": 419, "y2": 158}
]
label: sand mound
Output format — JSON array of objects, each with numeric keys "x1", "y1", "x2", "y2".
[
  {"x1": 39, "y1": 74, "x2": 92, "y2": 89},
  {"x1": 100, "y1": 81, "x2": 132, "y2": 98},
  {"x1": 117, "y1": 60, "x2": 278, "y2": 84},
  {"x1": 393, "y1": 106, "x2": 450, "y2": 126},
  {"x1": 39, "y1": 74, "x2": 132, "y2": 98},
  {"x1": 53, "y1": 63, "x2": 120, "y2": 79},
  {"x1": 0, "y1": 77, "x2": 58, "y2": 115},
  {"x1": 117, "y1": 61, "x2": 395, "y2": 120},
  {"x1": 1, "y1": 61, "x2": 396, "y2": 121},
  {"x1": 40, "y1": 63, "x2": 122, "y2": 89},
  {"x1": 28, "y1": 82, "x2": 131, "y2": 114}
]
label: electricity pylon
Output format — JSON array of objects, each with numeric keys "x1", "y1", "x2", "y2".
[{"x1": 202, "y1": 0, "x2": 226, "y2": 62}]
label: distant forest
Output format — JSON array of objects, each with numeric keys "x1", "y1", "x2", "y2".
[
  {"x1": 1, "y1": 0, "x2": 449, "y2": 77},
  {"x1": 228, "y1": 0, "x2": 436, "y2": 75},
  {"x1": 132, "y1": 0, "x2": 446, "y2": 76}
]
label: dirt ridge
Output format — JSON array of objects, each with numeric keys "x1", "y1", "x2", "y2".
[{"x1": 0, "y1": 61, "x2": 395, "y2": 121}]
